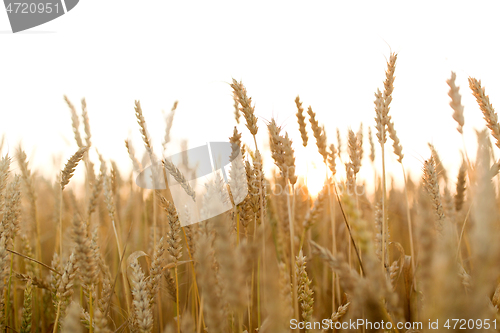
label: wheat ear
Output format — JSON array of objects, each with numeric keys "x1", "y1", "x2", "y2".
[
  {"x1": 307, "y1": 106, "x2": 328, "y2": 161},
  {"x1": 64, "y1": 95, "x2": 84, "y2": 148},
  {"x1": 296, "y1": 250, "x2": 314, "y2": 328},
  {"x1": 61, "y1": 146, "x2": 88, "y2": 191},
  {"x1": 162, "y1": 159, "x2": 196, "y2": 202},
  {"x1": 295, "y1": 96, "x2": 309, "y2": 147},
  {"x1": 230, "y1": 79, "x2": 258, "y2": 136},
  {"x1": 20, "y1": 279, "x2": 33, "y2": 333},
  {"x1": 129, "y1": 257, "x2": 153, "y2": 333},
  {"x1": 447, "y1": 72, "x2": 465, "y2": 134},
  {"x1": 423, "y1": 157, "x2": 445, "y2": 231},
  {"x1": 469, "y1": 77, "x2": 500, "y2": 150},
  {"x1": 455, "y1": 159, "x2": 467, "y2": 212}
]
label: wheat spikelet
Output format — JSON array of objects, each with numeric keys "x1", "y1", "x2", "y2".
[
  {"x1": 327, "y1": 144, "x2": 337, "y2": 175},
  {"x1": 230, "y1": 79, "x2": 258, "y2": 136},
  {"x1": 0, "y1": 156, "x2": 10, "y2": 214},
  {"x1": 389, "y1": 260, "x2": 399, "y2": 289},
  {"x1": 348, "y1": 128, "x2": 362, "y2": 175},
  {"x1": 147, "y1": 236, "x2": 165, "y2": 305},
  {"x1": 455, "y1": 159, "x2": 467, "y2": 212},
  {"x1": 20, "y1": 279, "x2": 33, "y2": 333},
  {"x1": 80, "y1": 307, "x2": 91, "y2": 330},
  {"x1": 0, "y1": 237, "x2": 8, "y2": 331},
  {"x1": 87, "y1": 172, "x2": 103, "y2": 222},
  {"x1": 267, "y1": 119, "x2": 297, "y2": 184},
  {"x1": 310, "y1": 241, "x2": 359, "y2": 294},
  {"x1": 295, "y1": 96, "x2": 309, "y2": 147},
  {"x1": 16, "y1": 147, "x2": 37, "y2": 218},
  {"x1": 373, "y1": 201, "x2": 384, "y2": 261},
  {"x1": 447, "y1": 72, "x2": 465, "y2": 134},
  {"x1": 357, "y1": 123, "x2": 364, "y2": 160},
  {"x1": 61, "y1": 146, "x2": 88, "y2": 191},
  {"x1": 129, "y1": 257, "x2": 153, "y2": 333},
  {"x1": 163, "y1": 267, "x2": 177, "y2": 301},
  {"x1": 368, "y1": 127, "x2": 376, "y2": 162},
  {"x1": 162, "y1": 159, "x2": 196, "y2": 202},
  {"x1": 383, "y1": 53, "x2": 397, "y2": 108},
  {"x1": 374, "y1": 56, "x2": 397, "y2": 145},
  {"x1": 1, "y1": 175, "x2": 21, "y2": 242},
  {"x1": 282, "y1": 133, "x2": 297, "y2": 185},
  {"x1": 387, "y1": 119, "x2": 404, "y2": 163},
  {"x1": 268, "y1": 119, "x2": 285, "y2": 170},
  {"x1": 469, "y1": 77, "x2": 500, "y2": 149},
  {"x1": 336, "y1": 128, "x2": 342, "y2": 160},
  {"x1": 102, "y1": 173, "x2": 117, "y2": 229},
  {"x1": 134, "y1": 100, "x2": 153, "y2": 152},
  {"x1": 110, "y1": 161, "x2": 121, "y2": 194},
  {"x1": 233, "y1": 90, "x2": 240, "y2": 124},
  {"x1": 57, "y1": 252, "x2": 78, "y2": 318},
  {"x1": 229, "y1": 126, "x2": 242, "y2": 160},
  {"x1": 64, "y1": 95, "x2": 84, "y2": 148},
  {"x1": 229, "y1": 127, "x2": 248, "y2": 205},
  {"x1": 331, "y1": 302, "x2": 350, "y2": 322},
  {"x1": 278, "y1": 261, "x2": 293, "y2": 319},
  {"x1": 374, "y1": 89, "x2": 387, "y2": 144},
  {"x1": 72, "y1": 214, "x2": 97, "y2": 289},
  {"x1": 125, "y1": 139, "x2": 143, "y2": 172},
  {"x1": 296, "y1": 250, "x2": 314, "y2": 326},
  {"x1": 423, "y1": 157, "x2": 445, "y2": 231},
  {"x1": 307, "y1": 106, "x2": 328, "y2": 161},
  {"x1": 90, "y1": 231, "x2": 112, "y2": 314},
  {"x1": 50, "y1": 253, "x2": 62, "y2": 306},
  {"x1": 247, "y1": 151, "x2": 266, "y2": 222},
  {"x1": 157, "y1": 193, "x2": 183, "y2": 264},
  {"x1": 81, "y1": 98, "x2": 92, "y2": 148},
  {"x1": 428, "y1": 143, "x2": 448, "y2": 183},
  {"x1": 163, "y1": 100, "x2": 178, "y2": 148},
  {"x1": 183, "y1": 213, "x2": 196, "y2": 253}
]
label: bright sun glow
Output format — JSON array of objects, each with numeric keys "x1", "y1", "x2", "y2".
[{"x1": 295, "y1": 147, "x2": 330, "y2": 197}]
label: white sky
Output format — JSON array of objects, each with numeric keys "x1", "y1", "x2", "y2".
[{"x1": 1, "y1": 1, "x2": 500, "y2": 194}]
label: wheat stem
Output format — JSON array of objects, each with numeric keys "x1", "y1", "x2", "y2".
[{"x1": 286, "y1": 180, "x2": 299, "y2": 320}]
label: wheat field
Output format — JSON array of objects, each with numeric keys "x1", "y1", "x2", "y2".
[{"x1": 0, "y1": 53, "x2": 499, "y2": 333}]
